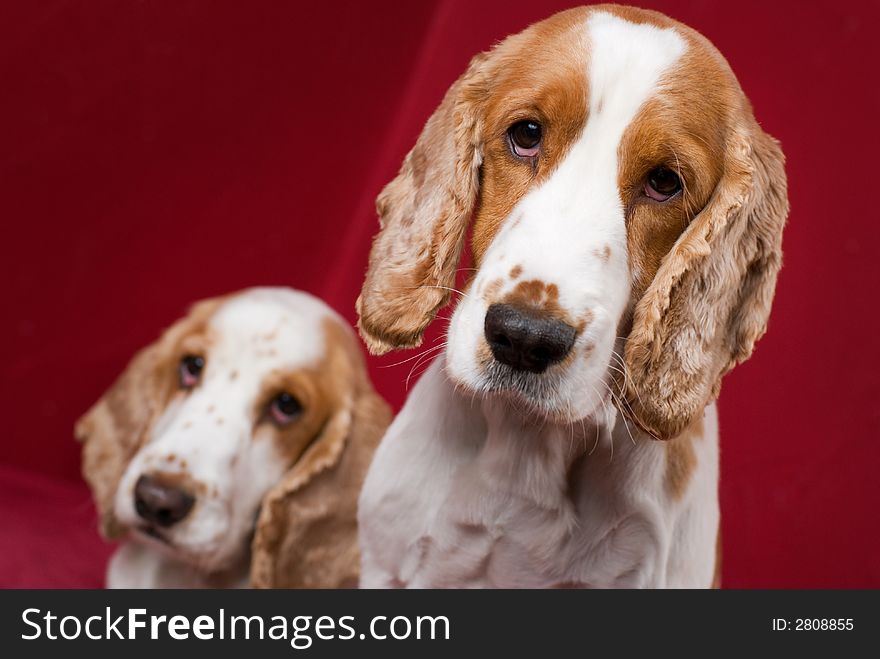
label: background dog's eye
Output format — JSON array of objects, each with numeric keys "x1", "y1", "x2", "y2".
[
  {"x1": 269, "y1": 392, "x2": 301, "y2": 426},
  {"x1": 508, "y1": 120, "x2": 542, "y2": 157},
  {"x1": 645, "y1": 167, "x2": 682, "y2": 201},
  {"x1": 178, "y1": 355, "x2": 204, "y2": 389}
]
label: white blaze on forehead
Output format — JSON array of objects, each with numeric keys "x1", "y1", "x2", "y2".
[
  {"x1": 585, "y1": 11, "x2": 686, "y2": 142},
  {"x1": 207, "y1": 287, "x2": 333, "y2": 381}
]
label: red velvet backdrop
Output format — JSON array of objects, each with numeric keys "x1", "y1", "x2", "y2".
[{"x1": 2, "y1": 0, "x2": 878, "y2": 587}]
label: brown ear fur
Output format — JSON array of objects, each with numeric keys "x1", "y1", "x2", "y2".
[
  {"x1": 356, "y1": 53, "x2": 488, "y2": 355},
  {"x1": 74, "y1": 297, "x2": 225, "y2": 538},
  {"x1": 624, "y1": 119, "x2": 788, "y2": 439},
  {"x1": 75, "y1": 343, "x2": 163, "y2": 539},
  {"x1": 249, "y1": 333, "x2": 391, "y2": 588}
]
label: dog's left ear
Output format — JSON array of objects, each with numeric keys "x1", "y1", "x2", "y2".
[
  {"x1": 250, "y1": 333, "x2": 390, "y2": 588},
  {"x1": 624, "y1": 113, "x2": 789, "y2": 440}
]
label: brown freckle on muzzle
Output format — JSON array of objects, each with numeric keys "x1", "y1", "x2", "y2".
[
  {"x1": 576, "y1": 310, "x2": 594, "y2": 333},
  {"x1": 482, "y1": 277, "x2": 505, "y2": 302},
  {"x1": 503, "y1": 279, "x2": 562, "y2": 315},
  {"x1": 593, "y1": 245, "x2": 612, "y2": 263},
  {"x1": 509, "y1": 265, "x2": 523, "y2": 279},
  {"x1": 216, "y1": 417, "x2": 224, "y2": 426},
  {"x1": 229, "y1": 370, "x2": 239, "y2": 381}
]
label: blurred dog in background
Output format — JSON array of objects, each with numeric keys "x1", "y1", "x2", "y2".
[{"x1": 77, "y1": 287, "x2": 389, "y2": 588}]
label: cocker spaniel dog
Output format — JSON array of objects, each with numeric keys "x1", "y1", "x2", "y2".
[
  {"x1": 356, "y1": 5, "x2": 788, "y2": 587},
  {"x1": 77, "y1": 287, "x2": 390, "y2": 588}
]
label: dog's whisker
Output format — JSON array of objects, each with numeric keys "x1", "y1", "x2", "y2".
[
  {"x1": 379, "y1": 342, "x2": 447, "y2": 368},
  {"x1": 601, "y1": 379, "x2": 637, "y2": 447},
  {"x1": 416, "y1": 284, "x2": 473, "y2": 300},
  {"x1": 406, "y1": 349, "x2": 444, "y2": 389},
  {"x1": 607, "y1": 348, "x2": 659, "y2": 439}
]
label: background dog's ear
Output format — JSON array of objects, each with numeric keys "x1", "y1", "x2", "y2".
[
  {"x1": 624, "y1": 119, "x2": 788, "y2": 440},
  {"x1": 75, "y1": 342, "x2": 163, "y2": 539},
  {"x1": 356, "y1": 52, "x2": 489, "y2": 355},
  {"x1": 74, "y1": 297, "x2": 224, "y2": 538},
  {"x1": 250, "y1": 341, "x2": 390, "y2": 588}
]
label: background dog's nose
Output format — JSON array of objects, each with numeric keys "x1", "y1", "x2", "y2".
[
  {"x1": 134, "y1": 475, "x2": 195, "y2": 528},
  {"x1": 484, "y1": 303, "x2": 577, "y2": 373}
]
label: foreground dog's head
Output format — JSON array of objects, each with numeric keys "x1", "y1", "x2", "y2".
[
  {"x1": 357, "y1": 5, "x2": 788, "y2": 439},
  {"x1": 76, "y1": 287, "x2": 389, "y2": 587}
]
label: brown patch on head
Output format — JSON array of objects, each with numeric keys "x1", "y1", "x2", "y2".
[
  {"x1": 249, "y1": 315, "x2": 392, "y2": 588},
  {"x1": 664, "y1": 414, "x2": 704, "y2": 499},
  {"x1": 471, "y1": 8, "x2": 591, "y2": 263},
  {"x1": 253, "y1": 318, "x2": 375, "y2": 468},
  {"x1": 253, "y1": 366, "x2": 324, "y2": 467},
  {"x1": 75, "y1": 294, "x2": 228, "y2": 538},
  {"x1": 509, "y1": 265, "x2": 523, "y2": 279},
  {"x1": 617, "y1": 15, "x2": 731, "y2": 301}
]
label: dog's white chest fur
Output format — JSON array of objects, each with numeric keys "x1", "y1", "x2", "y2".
[
  {"x1": 358, "y1": 358, "x2": 719, "y2": 588},
  {"x1": 108, "y1": 543, "x2": 249, "y2": 589}
]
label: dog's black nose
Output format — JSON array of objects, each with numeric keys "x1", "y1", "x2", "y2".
[
  {"x1": 134, "y1": 475, "x2": 195, "y2": 528},
  {"x1": 484, "y1": 303, "x2": 577, "y2": 373}
]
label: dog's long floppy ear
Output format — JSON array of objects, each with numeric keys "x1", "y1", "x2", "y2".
[
  {"x1": 250, "y1": 331, "x2": 391, "y2": 588},
  {"x1": 74, "y1": 297, "x2": 224, "y2": 538},
  {"x1": 356, "y1": 53, "x2": 490, "y2": 355},
  {"x1": 74, "y1": 343, "x2": 164, "y2": 539},
  {"x1": 624, "y1": 116, "x2": 788, "y2": 440}
]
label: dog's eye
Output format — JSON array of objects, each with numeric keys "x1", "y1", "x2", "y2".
[
  {"x1": 269, "y1": 392, "x2": 301, "y2": 426},
  {"x1": 645, "y1": 167, "x2": 682, "y2": 201},
  {"x1": 178, "y1": 355, "x2": 204, "y2": 389},
  {"x1": 508, "y1": 120, "x2": 542, "y2": 157}
]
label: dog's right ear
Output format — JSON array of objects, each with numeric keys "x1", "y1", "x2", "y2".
[
  {"x1": 74, "y1": 297, "x2": 224, "y2": 538},
  {"x1": 75, "y1": 342, "x2": 164, "y2": 539},
  {"x1": 356, "y1": 53, "x2": 490, "y2": 355}
]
